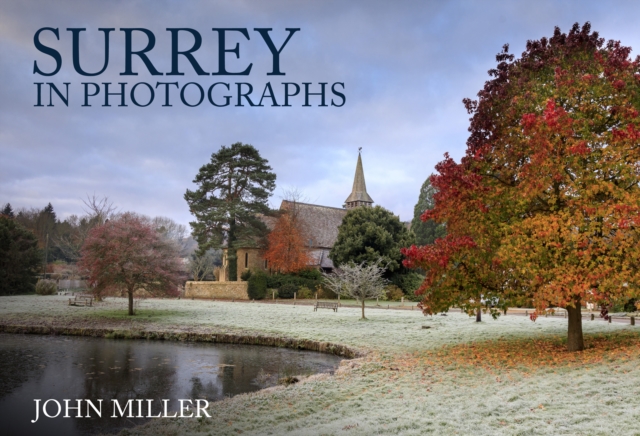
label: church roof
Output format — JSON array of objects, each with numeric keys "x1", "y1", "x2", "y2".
[
  {"x1": 280, "y1": 200, "x2": 347, "y2": 249},
  {"x1": 345, "y1": 152, "x2": 374, "y2": 204}
]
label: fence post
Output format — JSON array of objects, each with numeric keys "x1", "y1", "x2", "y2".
[
  {"x1": 591, "y1": 313, "x2": 594, "y2": 321},
  {"x1": 525, "y1": 310, "x2": 528, "y2": 316},
  {"x1": 608, "y1": 316, "x2": 612, "y2": 324},
  {"x1": 294, "y1": 292, "x2": 296, "y2": 306},
  {"x1": 338, "y1": 294, "x2": 341, "y2": 307},
  {"x1": 631, "y1": 316, "x2": 635, "y2": 326},
  {"x1": 376, "y1": 297, "x2": 379, "y2": 306},
  {"x1": 401, "y1": 297, "x2": 404, "y2": 307}
]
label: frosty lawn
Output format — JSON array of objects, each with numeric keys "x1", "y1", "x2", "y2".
[{"x1": 1, "y1": 295, "x2": 639, "y2": 435}]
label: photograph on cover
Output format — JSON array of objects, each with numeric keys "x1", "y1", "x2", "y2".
[{"x1": 2, "y1": 1, "x2": 640, "y2": 435}]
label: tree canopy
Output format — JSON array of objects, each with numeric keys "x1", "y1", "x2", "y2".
[
  {"x1": 78, "y1": 213, "x2": 184, "y2": 315},
  {"x1": 0, "y1": 216, "x2": 42, "y2": 295},
  {"x1": 263, "y1": 207, "x2": 312, "y2": 274},
  {"x1": 402, "y1": 23, "x2": 640, "y2": 351},
  {"x1": 411, "y1": 177, "x2": 446, "y2": 245},
  {"x1": 330, "y1": 205, "x2": 413, "y2": 273},
  {"x1": 185, "y1": 143, "x2": 276, "y2": 281}
]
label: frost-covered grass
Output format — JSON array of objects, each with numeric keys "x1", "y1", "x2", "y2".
[{"x1": 2, "y1": 295, "x2": 640, "y2": 435}]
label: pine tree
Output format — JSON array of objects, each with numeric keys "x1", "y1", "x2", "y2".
[
  {"x1": 1, "y1": 203, "x2": 14, "y2": 218},
  {"x1": 0, "y1": 216, "x2": 42, "y2": 295},
  {"x1": 184, "y1": 143, "x2": 276, "y2": 281},
  {"x1": 411, "y1": 178, "x2": 446, "y2": 245}
]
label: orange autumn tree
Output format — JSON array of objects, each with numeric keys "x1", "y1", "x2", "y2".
[
  {"x1": 403, "y1": 23, "x2": 640, "y2": 351},
  {"x1": 264, "y1": 208, "x2": 312, "y2": 273}
]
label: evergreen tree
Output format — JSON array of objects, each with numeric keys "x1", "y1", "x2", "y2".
[
  {"x1": 0, "y1": 216, "x2": 42, "y2": 295},
  {"x1": 1, "y1": 203, "x2": 14, "y2": 218},
  {"x1": 185, "y1": 143, "x2": 276, "y2": 281},
  {"x1": 411, "y1": 177, "x2": 446, "y2": 245},
  {"x1": 330, "y1": 206, "x2": 414, "y2": 273}
]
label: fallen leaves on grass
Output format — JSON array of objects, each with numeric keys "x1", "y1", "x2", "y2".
[{"x1": 420, "y1": 331, "x2": 640, "y2": 372}]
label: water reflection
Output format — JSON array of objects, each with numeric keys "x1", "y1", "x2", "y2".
[{"x1": 0, "y1": 334, "x2": 342, "y2": 436}]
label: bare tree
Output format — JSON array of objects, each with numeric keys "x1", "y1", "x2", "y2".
[
  {"x1": 54, "y1": 195, "x2": 117, "y2": 261},
  {"x1": 187, "y1": 250, "x2": 220, "y2": 281},
  {"x1": 82, "y1": 194, "x2": 117, "y2": 225},
  {"x1": 322, "y1": 260, "x2": 387, "y2": 319},
  {"x1": 151, "y1": 216, "x2": 193, "y2": 256}
]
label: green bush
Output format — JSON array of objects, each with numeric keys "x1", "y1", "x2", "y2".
[
  {"x1": 385, "y1": 285, "x2": 404, "y2": 301},
  {"x1": 389, "y1": 272, "x2": 425, "y2": 301},
  {"x1": 247, "y1": 271, "x2": 267, "y2": 300},
  {"x1": 294, "y1": 268, "x2": 322, "y2": 280},
  {"x1": 297, "y1": 286, "x2": 313, "y2": 299},
  {"x1": 316, "y1": 284, "x2": 337, "y2": 299},
  {"x1": 35, "y1": 279, "x2": 57, "y2": 295},
  {"x1": 266, "y1": 271, "x2": 322, "y2": 294},
  {"x1": 240, "y1": 269, "x2": 252, "y2": 281},
  {"x1": 278, "y1": 282, "x2": 298, "y2": 299}
]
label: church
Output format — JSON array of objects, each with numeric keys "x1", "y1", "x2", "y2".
[{"x1": 219, "y1": 151, "x2": 374, "y2": 281}]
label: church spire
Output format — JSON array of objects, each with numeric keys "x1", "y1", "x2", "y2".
[{"x1": 344, "y1": 149, "x2": 374, "y2": 209}]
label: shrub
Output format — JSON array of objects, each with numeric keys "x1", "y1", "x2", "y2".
[
  {"x1": 389, "y1": 271, "x2": 425, "y2": 298},
  {"x1": 385, "y1": 285, "x2": 404, "y2": 301},
  {"x1": 267, "y1": 271, "x2": 322, "y2": 294},
  {"x1": 35, "y1": 279, "x2": 57, "y2": 295},
  {"x1": 297, "y1": 286, "x2": 313, "y2": 299},
  {"x1": 316, "y1": 284, "x2": 337, "y2": 299},
  {"x1": 247, "y1": 271, "x2": 267, "y2": 300},
  {"x1": 240, "y1": 269, "x2": 252, "y2": 281},
  {"x1": 278, "y1": 282, "x2": 298, "y2": 299},
  {"x1": 294, "y1": 268, "x2": 322, "y2": 280}
]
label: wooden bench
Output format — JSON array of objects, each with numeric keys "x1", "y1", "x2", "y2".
[
  {"x1": 314, "y1": 302, "x2": 338, "y2": 312},
  {"x1": 68, "y1": 295, "x2": 93, "y2": 307}
]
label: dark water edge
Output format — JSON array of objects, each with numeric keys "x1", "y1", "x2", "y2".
[{"x1": 0, "y1": 333, "x2": 343, "y2": 436}]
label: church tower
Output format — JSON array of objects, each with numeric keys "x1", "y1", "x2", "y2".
[{"x1": 344, "y1": 149, "x2": 374, "y2": 209}]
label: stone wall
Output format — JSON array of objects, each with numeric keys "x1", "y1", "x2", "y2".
[
  {"x1": 220, "y1": 248, "x2": 268, "y2": 281},
  {"x1": 184, "y1": 281, "x2": 249, "y2": 300}
]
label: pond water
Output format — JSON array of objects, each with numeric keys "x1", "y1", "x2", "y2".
[{"x1": 0, "y1": 333, "x2": 343, "y2": 436}]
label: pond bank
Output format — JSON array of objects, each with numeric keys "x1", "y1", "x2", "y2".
[{"x1": 0, "y1": 323, "x2": 361, "y2": 358}]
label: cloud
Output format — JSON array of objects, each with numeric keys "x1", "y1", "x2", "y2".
[{"x1": 2, "y1": 0, "x2": 640, "y2": 227}]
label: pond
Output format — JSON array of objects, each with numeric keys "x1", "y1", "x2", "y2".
[{"x1": 0, "y1": 333, "x2": 343, "y2": 436}]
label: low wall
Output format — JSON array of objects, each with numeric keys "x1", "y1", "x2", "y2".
[{"x1": 184, "y1": 281, "x2": 249, "y2": 300}]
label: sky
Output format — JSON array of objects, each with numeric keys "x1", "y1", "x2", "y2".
[{"x1": 2, "y1": 0, "x2": 640, "y2": 227}]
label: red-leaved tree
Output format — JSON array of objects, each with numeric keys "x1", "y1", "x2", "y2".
[
  {"x1": 78, "y1": 213, "x2": 185, "y2": 315},
  {"x1": 403, "y1": 23, "x2": 640, "y2": 351},
  {"x1": 263, "y1": 210, "x2": 312, "y2": 274}
]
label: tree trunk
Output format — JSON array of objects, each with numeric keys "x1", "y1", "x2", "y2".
[
  {"x1": 128, "y1": 288, "x2": 134, "y2": 316},
  {"x1": 361, "y1": 299, "x2": 366, "y2": 319},
  {"x1": 228, "y1": 217, "x2": 237, "y2": 281},
  {"x1": 476, "y1": 307, "x2": 481, "y2": 322},
  {"x1": 566, "y1": 303, "x2": 584, "y2": 352},
  {"x1": 227, "y1": 247, "x2": 237, "y2": 281}
]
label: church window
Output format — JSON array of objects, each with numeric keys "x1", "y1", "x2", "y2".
[{"x1": 245, "y1": 252, "x2": 248, "y2": 268}]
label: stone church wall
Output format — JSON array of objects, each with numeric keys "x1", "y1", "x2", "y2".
[{"x1": 184, "y1": 281, "x2": 249, "y2": 300}]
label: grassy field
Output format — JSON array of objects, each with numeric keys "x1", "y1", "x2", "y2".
[{"x1": 1, "y1": 295, "x2": 639, "y2": 435}]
